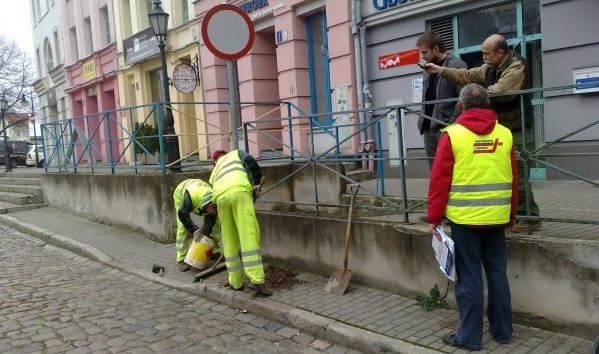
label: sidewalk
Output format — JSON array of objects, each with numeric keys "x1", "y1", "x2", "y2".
[{"x1": 0, "y1": 207, "x2": 594, "y2": 354}]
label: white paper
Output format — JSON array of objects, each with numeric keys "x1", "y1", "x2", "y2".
[{"x1": 431, "y1": 226, "x2": 456, "y2": 281}]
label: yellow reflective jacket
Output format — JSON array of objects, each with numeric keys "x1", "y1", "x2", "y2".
[
  {"x1": 209, "y1": 150, "x2": 252, "y2": 203},
  {"x1": 444, "y1": 123, "x2": 513, "y2": 225}
]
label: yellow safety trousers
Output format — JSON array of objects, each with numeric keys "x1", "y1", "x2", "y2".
[{"x1": 217, "y1": 190, "x2": 265, "y2": 288}]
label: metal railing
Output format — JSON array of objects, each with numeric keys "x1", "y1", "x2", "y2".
[{"x1": 40, "y1": 82, "x2": 599, "y2": 228}]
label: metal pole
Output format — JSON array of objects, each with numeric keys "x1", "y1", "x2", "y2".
[
  {"x1": 2, "y1": 108, "x2": 11, "y2": 172},
  {"x1": 158, "y1": 39, "x2": 181, "y2": 169},
  {"x1": 31, "y1": 91, "x2": 39, "y2": 166},
  {"x1": 227, "y1": 60, "x2": 239, "y2": 150}
]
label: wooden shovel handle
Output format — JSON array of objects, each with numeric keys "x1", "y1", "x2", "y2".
[{"x1": 342, "y1": 185, "x2": 360, "y2": 270}]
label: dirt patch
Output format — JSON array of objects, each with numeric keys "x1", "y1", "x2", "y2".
[{"x1": 264, "y1": 265, "x2": 305, "y2": 290}]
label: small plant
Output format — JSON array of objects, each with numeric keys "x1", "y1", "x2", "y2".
[
  {"x1": 133, "y1": 122, "x2": 160, "y2": 155},
  {"x1": 417, "y1": 283, "x2": 448, "y2": 311}
]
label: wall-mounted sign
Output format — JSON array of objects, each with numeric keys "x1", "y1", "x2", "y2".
[
  {"x1": 275, "y1": 30, "x2": 288, "y2": 44},
  {"x1": 378, "y1": 49, "x2": 419, "y2": 70},
  {"x1": 573, "y1": 67, "x2": 599, "y2": 94},
  {"x1": 88, "y1": 86, "x2": 97, "y2": 97},
  {"x1": 172, "y1": 63, "x2": 198, "y2": 94},
  {"x1": 46, "y1": 87, "x2": 57, "y2": 106},
  {"x1": 248, "y1": 2, "x2": 285, "y2": 20},
  {"x1": 412, "y1": 78, "x2": 423, "y2": 103},
  {"x1": 123, "y1": 27, "x2": 160, "y2": 66},
  {"x1": 82, "y1": 59, "x2": 96, "y2": 82}
]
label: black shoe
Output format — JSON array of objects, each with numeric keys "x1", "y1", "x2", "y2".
[
  {"x1": 442, "y1": 333, "x2": 482, "y2": 351},
  {"x1": 178, "y1": 261, "x2": 191, "y2": 272},
  {"x1": 248, "y1": 283, "x2": 273, "y2": 297},
  {"x1": 494, "y1": 336, "x2": 512, "y2": 345}
]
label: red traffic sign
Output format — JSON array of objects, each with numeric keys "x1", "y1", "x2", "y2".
[{"x1": 201, "y1": 4, "x2": 255, "y2": 60}]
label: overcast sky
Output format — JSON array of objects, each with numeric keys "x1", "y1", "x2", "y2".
[{"x1": 0, "y1": 0, "x2": 35, "y2": 57}]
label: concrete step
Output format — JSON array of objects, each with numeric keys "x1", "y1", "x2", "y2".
[
  {"x1": 0, "y1": 184, "x2": 44, "y2": 201},
  {"x1": 0, "y1": 191, "x2": 40, "y2": 205},
  {"x1": 345, "y1": 169, "x2": 373, "y2": 183},
  {"x1": 2, "y1": 171, "x2": 45, "y2": 179},
  {"x1": 0, "y1": 177, "x2": 42, "y2": 186}
]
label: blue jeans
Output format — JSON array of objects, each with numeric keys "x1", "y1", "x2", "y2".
[{"x1": 451, "y1": 223, "x2": 513, "y2": 349}]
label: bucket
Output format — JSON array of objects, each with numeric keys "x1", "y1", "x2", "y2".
[{"x1": 184, "y1": 236, "x2": 216, "y2": 269}]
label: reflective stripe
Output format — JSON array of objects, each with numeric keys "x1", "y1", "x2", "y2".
[
  {"x1": 243, "y1": 260, "x2": 263, "y2": 268},
  {"x1": 214, "y1": 160, "x2": 242, "y2": 179},
  {"x1": 227, "y1": 263, "x2": 243, "y2": 272},
  {"x1": 241, "y1": 249, "x2": 260, "y2": 257},
  {"x1": 213, "y1": 166, "x2": 246, "y2": 183},
  {"x1": 225, "y1": 254, "x2": 241, "y2": 263},
  {"x1": 447, "y1": 198, "x2": 511, "y2": 207},
  {"x1": 450, "y1": 183, "x2": 512, "y2": 193}
]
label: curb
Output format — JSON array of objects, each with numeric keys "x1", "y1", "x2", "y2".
[{"x1": 0, "y1": 215, "x2": 437, "y2": 354}]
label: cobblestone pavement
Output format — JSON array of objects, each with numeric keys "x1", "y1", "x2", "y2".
[{"x1": 0, "y1": 225, "x2": 359, "y2": 354}]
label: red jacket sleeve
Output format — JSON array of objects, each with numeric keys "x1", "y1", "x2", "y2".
[
  {"x1": 510, "y1": 146, "x2": 518, "y2": 221},
  {"x1": 427, "y1": 133, "x2": 454, "y2": 225}
]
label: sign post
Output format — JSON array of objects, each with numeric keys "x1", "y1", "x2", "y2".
[{"x1": 201, "y1": 4, "x2": 255, "y2": 150}]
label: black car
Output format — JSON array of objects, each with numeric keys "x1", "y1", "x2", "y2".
[{"x1": 0, "y1": 140, "x2": 33, "y2": 168}]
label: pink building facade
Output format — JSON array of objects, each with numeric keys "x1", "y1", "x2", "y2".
[
  {"x1": 194, "y1": 0, "x2": 359, "y2": 157},
  {"x1": 62, "y1": 0, "x2": 121, "y2": 163}
]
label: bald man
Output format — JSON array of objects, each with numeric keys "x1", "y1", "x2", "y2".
[{"x1": 424, "y1": 34, "x2": 540, "y2": 233}]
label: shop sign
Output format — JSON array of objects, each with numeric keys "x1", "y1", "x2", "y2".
[
  {"x1": 239, "y1": 0, "x2": 269, "y2": 13},
  {"x1": 82, "y1": 59, "x2": 96, "y2": 82},
  {"x1": 372, "y1": 0, "x2": 423, "y2": 11},
  {"x1": 248, "y1": 2, "x2": 285, "y2": 20},
  {"x1": 378, "y1": 49, "x2": 419, "y2": 70},
  {"x1": 123, "y1": 27, "x2": 160, "y2": 66}
]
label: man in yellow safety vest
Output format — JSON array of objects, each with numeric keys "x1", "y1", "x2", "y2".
[
  {"x1": 173, "y1": 179, "x2": 220, "y2": 272},
  {"x1": 209, "y1": 149, "x2": 272, "y2": 297},
  {"x1": 427, "y1": 83, "x2": 518, "y2": 351}
]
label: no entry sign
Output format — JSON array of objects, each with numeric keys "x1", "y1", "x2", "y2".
[{"x1": 201, "y1": 4, "x2": 255, "y2": 60}]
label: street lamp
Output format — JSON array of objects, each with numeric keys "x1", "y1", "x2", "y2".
[
  {"x1": 149, "y1": 0, "x2": 181, "y2": 169},
  {"x1": 0, "y1": 94, "x2": 11, "y2": 172},
  {"x1": 19, "y1": 91, "x2": 39, "y2": 166}
]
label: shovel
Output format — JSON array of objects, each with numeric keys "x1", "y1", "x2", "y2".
[{"x1": 324, "y1": 184, "x2": 360, "y2": 295}]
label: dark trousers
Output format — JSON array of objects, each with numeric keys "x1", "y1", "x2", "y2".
[
  {"x1": 513, "y1": 127, "x2": 540, "y2": 217},
  {"x1": 451, "y1": 223, "x2": 513, "y2": 349},
  {"x1": 423, "y1": 130, "x2": 441, "y2": 169}
]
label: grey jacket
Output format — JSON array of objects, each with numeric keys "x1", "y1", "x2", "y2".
[{"x1": 418, "y1": 53, "x2": 468, "y2": 134}]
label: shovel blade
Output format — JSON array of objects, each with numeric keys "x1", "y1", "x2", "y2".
[{"x1": 324, "y1": 268, "x2": 352, "y2": 295}]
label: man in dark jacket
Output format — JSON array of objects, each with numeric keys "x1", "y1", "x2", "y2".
[
  {"x1": 428, "y1": 83, "x2": 517, "y2": 351},
  {"x1": 416, "y1": 31, "x2": 467, "y2": 169}
]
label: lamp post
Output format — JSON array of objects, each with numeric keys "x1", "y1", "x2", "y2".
[
  {"x1": 0, "y1": 94, "x2": 11, "y2": 172},
  {"x1": 19, "y1": 91, "x2": 39, "y2": 166},
  {"x1": 148, "y1": 0, "x2": 180, "y2": 169}
]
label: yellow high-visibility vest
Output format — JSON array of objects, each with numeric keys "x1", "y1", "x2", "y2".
[
  {"x1": 173, "y1": 179, "x2": 213, "y2": 215},
  {"x1": 209, "y1": 150, "x2": 251, "y2": 202},
  {"x1": 443, "y1": 122, "x2": 513, "y2": 225}
]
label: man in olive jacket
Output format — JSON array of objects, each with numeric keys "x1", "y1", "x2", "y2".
[{"x1": 424, "y1": 34, "x2": 541, "y2": 232}]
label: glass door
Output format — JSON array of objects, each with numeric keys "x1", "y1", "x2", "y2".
[{"x1": 306, "y1": 12, "x2": 332, "y2": 125}]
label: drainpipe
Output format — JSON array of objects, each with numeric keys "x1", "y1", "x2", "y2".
[
  {"x1": 351, "y1": 0, "x2": 367, "y2": 164},
  {"x1": 358, "y1": 3, "x2": 376, "y2": 175}
]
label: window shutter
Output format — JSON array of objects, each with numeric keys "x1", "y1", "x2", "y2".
[{"x1": 430, "y1": 18, "x2": 454, "y2": 51}]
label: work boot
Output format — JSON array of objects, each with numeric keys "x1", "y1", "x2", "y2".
[
  {"x1": 223, "y1": 282, "x2": 244, "y2": 291},
  {"x1": 248, "y1": 283, "x2": 273, "y2": 297},
  {"x1": 512, "y1": 220, "x2": 542, "y2": 233},
  {"x1": 178, "y1": 261, "x2": 191, "y2": 272}
]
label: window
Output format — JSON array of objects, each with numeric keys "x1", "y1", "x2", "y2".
[
  {"x1": 69, "y1": 26, "x2": 79, "y2": 61},
  {"x1": 45, "y1": 41, "x2": 54, "y2": 71},
  {"x1": 121, "y1": 0, "x2": 132, "y2": 37},
  {"x1": 142, "y1": 0, "x2": 153, "y2": 29},
  {"x1": 84, "y1": 17, "x2": 93, "y2": 55},
  {"x1": 181, "y1": 0, "x2": 189, "y2": 23},
  {"x1": 35, "y1": 49, "x2": 42, "y2": 75},
  {"x1": 100, "y1": 6, "x2": 112, "y2": 45},
  {"x1": 306, "y1": 12, "x2": 332, "y2": 125},
  {"x1": 53, "y1": 31, "x2": 60, "y2": 64}
]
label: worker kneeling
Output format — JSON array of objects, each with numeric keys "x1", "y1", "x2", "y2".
[{"x1": 173, "y1": 179, "x2": 221, "y2": 272}]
